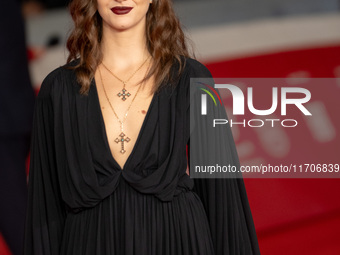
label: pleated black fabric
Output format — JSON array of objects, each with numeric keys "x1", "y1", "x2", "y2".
[{"x1": 24, "y1": 57, "x2": 261, "y2": 255}]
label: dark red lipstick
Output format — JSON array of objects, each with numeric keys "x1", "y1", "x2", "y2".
[{"x1": 111, "y1": 6, "x2": 133, "y2": 15}]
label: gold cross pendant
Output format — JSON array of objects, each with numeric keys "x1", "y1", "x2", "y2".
[
  {"x1": 117, "y1": 88, "x2": 131, "y2": 101},
  {"x1": 114, "y1": 132, "x2": 131, "y2": 154}
]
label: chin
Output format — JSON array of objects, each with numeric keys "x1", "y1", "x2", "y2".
[
  {"x1": 113, "y1": 24, "x2": 132, "y2": 31},
  {"x1": 107, "y1": 19, "x2": 134, "y2": 30}
]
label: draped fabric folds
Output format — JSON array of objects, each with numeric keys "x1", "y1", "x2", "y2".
[
  {"x1": 24, "y1": 57, "x2": 261, "y2": 255},
  {"x1": 24, "y1": 71, "x2": 67, "y2": 255},
  {"x1": 186, "y1": 62, "x2": 261, "y2": 255}
]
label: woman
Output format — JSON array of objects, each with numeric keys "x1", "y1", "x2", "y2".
[{"x1": 24, "y1": 0, "x2": 261, "y2": 254}]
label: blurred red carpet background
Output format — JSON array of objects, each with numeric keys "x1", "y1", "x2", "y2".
[
  {"x1": 1, "y1": 44, "x2": 339, "y2": 254},
  {"x1": 206, "y1": 44, "x2": 340, "y2": 255}
]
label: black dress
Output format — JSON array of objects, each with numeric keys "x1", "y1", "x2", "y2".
[{"x1": 23, "y1": 57, "x2": 261, "y2": 255}]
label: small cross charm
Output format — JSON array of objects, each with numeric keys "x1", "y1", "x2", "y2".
[
  {"x1": 114, "y1": 132, "x2": 131, "y2": 154},
  {"x1": 117, "y1": 88, "x2": 131, "y2": 101}
]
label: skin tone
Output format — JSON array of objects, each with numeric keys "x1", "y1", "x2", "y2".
[{"x1": 94, "y1": 0, "x2": 155, "y2": 170}]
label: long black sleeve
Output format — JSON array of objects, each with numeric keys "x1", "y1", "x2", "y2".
[
  {"x1": 186, "y1": 59, "x2": 261, "y2": 255},
  {"x1": 24, "y1": 71, "x2": 67, "y2": 255}
]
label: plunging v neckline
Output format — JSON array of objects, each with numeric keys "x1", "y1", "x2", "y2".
[{"x1": 92, "y1": 78, "x2": 156, "y2": 171}]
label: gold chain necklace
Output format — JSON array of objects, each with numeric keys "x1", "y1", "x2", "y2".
[
  {"x1": 98, "y1": 58, "x2": 152, "y2": 154},
  {"x1": 101, "y1": 55, "x2": 151, "y2": 101}
]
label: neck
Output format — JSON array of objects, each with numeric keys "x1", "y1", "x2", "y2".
[{"x1": 100, "y1": 20, "x2": 150, "y2": 70}]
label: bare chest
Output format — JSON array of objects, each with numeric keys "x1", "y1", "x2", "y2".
[{"x1": 94, "y1": 71, "x2": 155, "y2": 170}]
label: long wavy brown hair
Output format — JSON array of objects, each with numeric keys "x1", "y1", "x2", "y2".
[{"x1": 66, "y1": 0, "x2": 195, "y2": 96}]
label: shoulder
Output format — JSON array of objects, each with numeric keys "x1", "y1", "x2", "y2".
[
  {"x1": 176, "y1": 57, "x2": 214, "y2": 94},
  {"x1": 183, "y1": 57, "x2": 213, "y2": 78},
  {"x1": 37, "y1": 59, "x2": 79, "y2": 100}
]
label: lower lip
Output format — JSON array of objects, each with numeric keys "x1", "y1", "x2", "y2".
[{"x1": 111, "y1": 7, "x2": 133, "y2": 15}]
